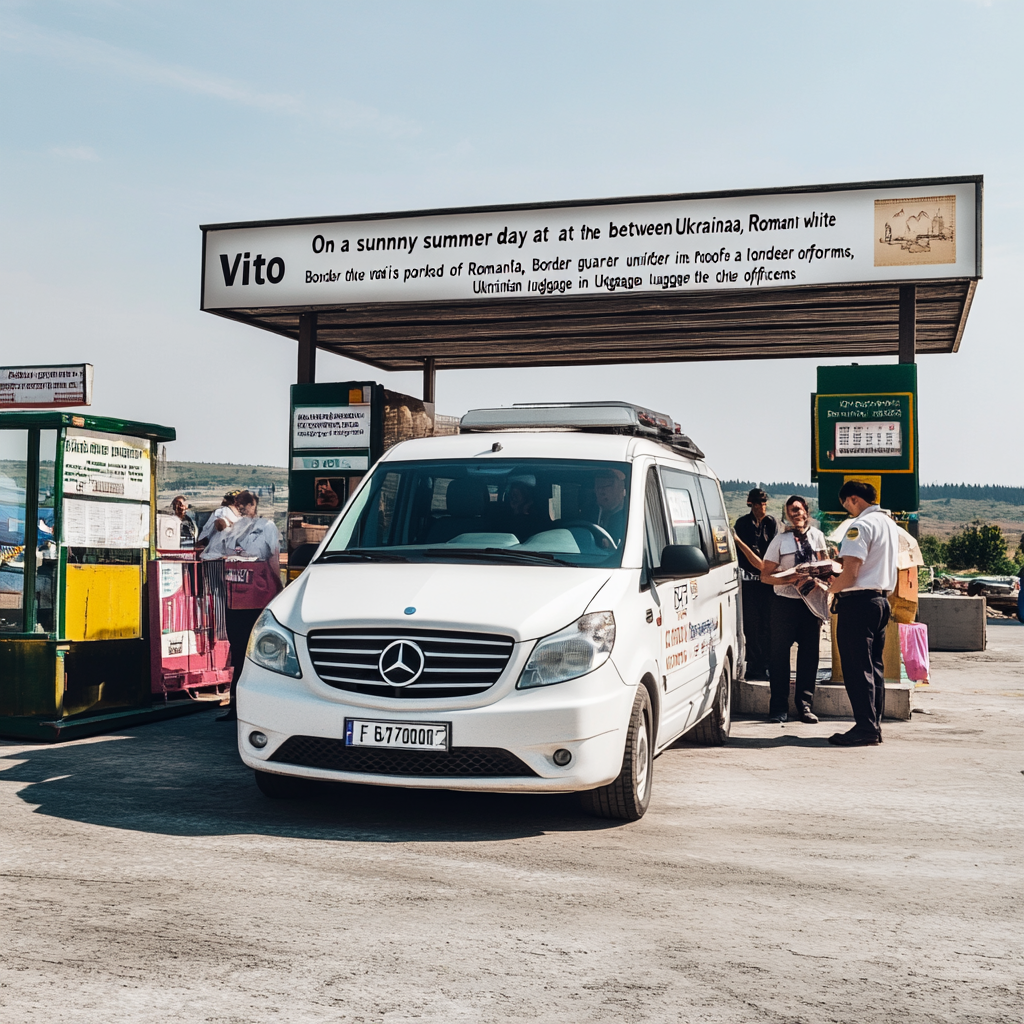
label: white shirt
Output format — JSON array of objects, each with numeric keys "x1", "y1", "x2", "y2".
[
  {"x1": 201, "y1": 516, "x2": 280, "y2": 561},
  {"x1": 838, "y1": 505, "x2": 899, "y2": 593},
  {"x1": 198, "y1": 505, "x2": 240, "y2": 544},
  {"x1": 762, "y1": 526, "x2": 828, "y2": 600}
]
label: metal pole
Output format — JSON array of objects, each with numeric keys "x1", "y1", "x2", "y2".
[
  {"x1": 297, "y1": 312, "x2": 317, "y2": 383},
  {"x1": 898, "y1": 285, "x2": 916, "y2": 364},
  {"x1": 423, "y1": 357, "x2": 436, "y2": 404}
]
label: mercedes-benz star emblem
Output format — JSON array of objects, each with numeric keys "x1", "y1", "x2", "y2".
[{"x1": 378, "y1": 639, "x2": 426, "y2": 687}]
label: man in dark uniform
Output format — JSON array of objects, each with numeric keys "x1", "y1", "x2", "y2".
[
  {"x1": 827, "y1": 480, "x2": 900, "y2": 746},
  {"x1": 733, "y1": 488, "x2": 777, "y2": 680}
]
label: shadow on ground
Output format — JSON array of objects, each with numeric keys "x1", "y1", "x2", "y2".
[{"x1": 0, "y1": 710, "x2": 621, "y2": 843}]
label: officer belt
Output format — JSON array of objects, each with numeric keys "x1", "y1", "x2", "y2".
[{"x1": 838, "y1": 589, "x2": 887, "y2": 597}]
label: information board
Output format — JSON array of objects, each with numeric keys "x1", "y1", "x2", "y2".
[
  {"x1": 62, "y1": 429, "x2": 152, "y2": 502},
  {"x1": 63, "y1": 499, "x2": 150, "y2": 548},
  {"x1": 203, "y1": 179, "x2": 980, "y2": 311},
  {"x1": 0, "y1": 364, "x2": 93, "y2": 408},
  {"x1": 813, "y1": 364, "x2": 919, "y2": 512},
  {"x1": 292, "y1": 404, "x2": 371, "y2": 450}
]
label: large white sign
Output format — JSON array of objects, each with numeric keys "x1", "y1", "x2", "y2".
[
  {"x1": 63, "y1": 429, "x2": 152, "y2": 502},
  {"x1": 291, "y1": 404, "x2": 371, "y2": 450},
  {"x1": 202, "y1": 180, "x2": 979, "y2": 309},
  {"x1": 63, "y1": 499, "x2": 150, "y2": 548},
  {"x1": 0, "y1": 364, "x2": 93, "y2": 407}
]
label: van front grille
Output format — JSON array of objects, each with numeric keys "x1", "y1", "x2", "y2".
[
  {"x1": 269, "y1": 735, "x2": 537, "y2": 777},
  {"x1": 306, "y1": 627, "x2": 515, "y2": 698}
]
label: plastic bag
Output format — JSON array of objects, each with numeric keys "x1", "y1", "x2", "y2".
[{"x1": 899, "y1": 622, "x2": 930, "y2": 682}]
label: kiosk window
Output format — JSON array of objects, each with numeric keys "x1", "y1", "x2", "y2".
[
  {"x1": 698, "y1": 475, "x2": 735, "y2": 567},
  {"x1": 0, "y1": 429, "x2": 28, "y2": 633}
]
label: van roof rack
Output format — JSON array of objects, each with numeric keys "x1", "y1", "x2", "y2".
[{"x1": 458, "y1": 401, "x2": 705, "y2": 458}]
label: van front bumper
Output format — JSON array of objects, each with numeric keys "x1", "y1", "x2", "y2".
[{"x1": 236, "y1": 659, "x2": 635, "y2": 794}]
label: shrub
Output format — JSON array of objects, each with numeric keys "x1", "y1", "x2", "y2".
[
  {"x1": 918, "y1": 534, "x2": 947, "y2": 566},
  {"x1": 945, "y1": 521, "x2": 1017, "y2": 574}
]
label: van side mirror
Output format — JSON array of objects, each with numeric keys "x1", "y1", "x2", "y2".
[
  {"x1": 654, "y1": 544, "x2": 709, "y2": 580},
  {"x1": 289, "y1": 543, "x2": 320, "y2": 569}
]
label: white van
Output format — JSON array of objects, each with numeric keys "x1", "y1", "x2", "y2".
[{"x1": 237, "y1": 402, "x2": 741, "y2": 820}]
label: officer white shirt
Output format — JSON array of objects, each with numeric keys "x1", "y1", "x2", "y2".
[{"x1": 838, "y1": 505, "x2": 900, "y2": 592}]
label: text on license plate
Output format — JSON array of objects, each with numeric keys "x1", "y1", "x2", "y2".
[{"x1": 345, "y1": 719, "x2": 449, "y2": 750}]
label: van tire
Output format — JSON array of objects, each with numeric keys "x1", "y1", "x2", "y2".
[
  {"x1": 580, "y1": 685, "x2": 653, "y2": 821},
  {"x1": 254, "y1": 769, "x2": 306, "y2": 799},
  {"x1": 689, "y1": 662, "x2": 732, "y2": 746}
]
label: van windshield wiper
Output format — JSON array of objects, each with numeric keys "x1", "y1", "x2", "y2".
[
  {"x1": 422, "y1": 547, "x2": 572, "y2": 567},
  {"x1": 316, "y1": 549, "x2": 409, "y2": 563}
]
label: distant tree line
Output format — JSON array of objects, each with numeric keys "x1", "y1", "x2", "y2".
[
  {"x1": 920, "y1": 484, "x2": 1024, "y2": 504},
  {"x1": 720, "y1": 480, "x2": 818, "y2": 495},
  {"x1": 722, "y1": 481, "x2": 1024, "y2": 505}
]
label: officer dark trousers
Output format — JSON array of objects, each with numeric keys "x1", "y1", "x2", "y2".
[
  {"x1": 836, "y1": 591, "x2": 890, "y2": 737},
  {"x1": 741, "y1": 580, "x2": 773, "y2": 679},
  {"x1": 225, "y1": 607, "x2": 262, "y2": 704},
  {"x1": 768, "y1": 598, "x2": 820, "y2": 716}
]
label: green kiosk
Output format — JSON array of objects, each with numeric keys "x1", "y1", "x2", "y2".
[{"x1": 0, "y1": 410, "x2": 201, "y2": 741}]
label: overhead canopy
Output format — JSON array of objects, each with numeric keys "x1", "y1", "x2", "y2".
[{"x1": 201, "y1": 176, "x2": 981, "y2": 371}]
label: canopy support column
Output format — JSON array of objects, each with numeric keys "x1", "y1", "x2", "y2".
[
  {"x1": 297, "y1": 312, "x2": 317, "y2": 383},
  {"x1": 898, "y1": 285, "x2": 916, "y2": 364},
  {"x1": 423, "y1": 357, "x2": 436, "y2": 404}
]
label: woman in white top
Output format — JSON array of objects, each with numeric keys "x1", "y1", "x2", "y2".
[
  {"x1": 760, "y1": 495, "x2": 829, "y2": 725},
  {"x1": 196, "y1": 491, "x2": 242, "y2": 549}
]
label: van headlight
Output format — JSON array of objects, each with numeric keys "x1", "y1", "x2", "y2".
[
  {"x1": 246, "y1": 609, "x2": 302, "y2": 678},
  {"x1": 518, "y1": 612, "x2": 615, "y2": 689}
]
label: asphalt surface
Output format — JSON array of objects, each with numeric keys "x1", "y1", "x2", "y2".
[{"x1": 1, "y1": 624, "x2": 1021, "y2": 1023}]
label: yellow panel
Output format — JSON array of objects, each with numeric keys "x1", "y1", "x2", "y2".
[{"x1": 65, "y1": 565, "x2": 142, "y2": 641}]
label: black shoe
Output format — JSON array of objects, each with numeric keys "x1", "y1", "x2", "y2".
[
  {"x1": 828, "y1": 730, "x2": 880, "y2": 747},
  {"x1": 768, "y1": 712, "x2": 788, "y2": 724},
  {"x1": 215, "y1": 708, "x2": 237, "y2": 722},
  {"x1": 798, "y1": 706, "x2": 819, "y2": 724}
]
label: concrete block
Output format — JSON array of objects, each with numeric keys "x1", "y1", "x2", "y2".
[
  {"x1": 734, "y1": 677, "x2": 913, "y2": 721},
  {"x1": 916, "y1": 594, "x2": 987, "y2": 651}
]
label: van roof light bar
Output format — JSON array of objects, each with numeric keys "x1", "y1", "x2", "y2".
[{"x1": 458, "y1": 401, "x2": 704, "y2": 458}]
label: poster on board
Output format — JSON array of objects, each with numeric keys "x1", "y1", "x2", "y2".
[
  {"x1": 63, "y1": 499, "x2": 150, "y2": 548},
  {"x1": 0, "y1": 364, "x2": 93, "y2": 407},
  {"x1": 292, "y1": 404, "x2": 371, "y2": 450}
]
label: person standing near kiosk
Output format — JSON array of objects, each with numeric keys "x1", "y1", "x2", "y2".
[
  {"x1": 827, "y1": 480, "x2": 900, "y2": 746},
  {"x1": 733, "y1": 488, "x2": 777, "y2": 681}
]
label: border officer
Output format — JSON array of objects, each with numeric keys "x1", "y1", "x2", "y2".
[
  {"x1": 733, "y1": 488, "x2": 778, "y2": 681},
  {"x1": 826, "y1": 480, "x2": 900, "y2": 746}
]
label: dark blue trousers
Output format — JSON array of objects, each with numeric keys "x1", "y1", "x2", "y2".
[{"x1": 836, "y1": 591, "x2": 890, "y2": 737}]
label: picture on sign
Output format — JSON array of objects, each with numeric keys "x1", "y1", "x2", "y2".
[
  {"x1": 834, "y1": 421, "x2": 902, "y2": 458},
  {"x1": 874, "y1": 195, "x2": 956, "y2": 267},
  {"x1": 292, "y1": 404, "x2": 370, "y2": 450},
  {"x1": 314, "y1": 477, "x2": 347, "y2": 510},
  {"x1": 62, "y1": 429, "x2": 151, "y2": 502}
]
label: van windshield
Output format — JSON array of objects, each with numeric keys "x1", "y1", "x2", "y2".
[{"x1": 320, "y1": 458, "x2": 632, "y2": 568}]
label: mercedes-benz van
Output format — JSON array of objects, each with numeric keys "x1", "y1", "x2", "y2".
[{"x1": 237, "y1": 402, "x2": 741, "y2": 820}]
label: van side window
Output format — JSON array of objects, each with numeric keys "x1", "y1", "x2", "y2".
[
  {"x1": 698, "y1": 475, "x2": 735, "y2": 567},
  {"x1": 643, "y1": 468, "x2": 669, "y2": 576},
  {"x1": 659, "y1": 467, "x2": 706, "y2": 551}
]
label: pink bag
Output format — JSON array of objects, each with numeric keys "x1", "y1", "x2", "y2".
[{"x1": 899, "y1": 622, "x2": 930, "y2": 682}]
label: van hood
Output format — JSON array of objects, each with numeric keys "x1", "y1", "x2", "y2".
[{"x1": 271, "y1": 562, "x2": 615, "y2": 642}]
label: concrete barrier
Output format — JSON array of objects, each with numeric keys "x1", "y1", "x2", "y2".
[
  {"x1": 734, "y1": 677, "x2": 912, "y2": 720},
  {"x1": 916, "y1": 594, "x2": 987, "y2": 651}
]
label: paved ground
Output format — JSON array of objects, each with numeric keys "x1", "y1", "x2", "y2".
[{"x1": 1, "y1": 625, "x2": 1021, "y2": 1023}]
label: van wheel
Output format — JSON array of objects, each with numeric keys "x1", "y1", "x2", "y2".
[
  {"x1": 254, "y1": 769, "x2": 306, "y2": 799},
  {"x1": 580, "y1": 685, "x2": 653, "y2": 821},
  {"x1": 689, "y1": 662, "x2": 732, "y2": 746}
]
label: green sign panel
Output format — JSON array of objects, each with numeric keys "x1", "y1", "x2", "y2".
[{"x1": 813, "y1": 364, "x2": 918, "y2": 513}]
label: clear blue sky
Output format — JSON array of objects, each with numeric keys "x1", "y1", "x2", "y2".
[{"x1": 2, "y1": 1, "x2": 1020, "y2": 483}]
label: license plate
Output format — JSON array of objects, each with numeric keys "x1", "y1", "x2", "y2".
[{"x1": 345, "y1": 718, "x2": 449, "y2": 751}]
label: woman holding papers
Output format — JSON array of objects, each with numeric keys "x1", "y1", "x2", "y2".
[{"x1": 760, "y1": 495, "x2": 834, "y2": 725}]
